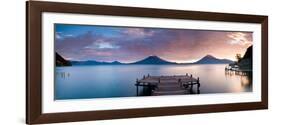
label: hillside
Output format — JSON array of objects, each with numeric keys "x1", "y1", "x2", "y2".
[
  {"x1": 237, "y1": 46, "x2": 253, "y2": 70},
  {"x1": 56, "y1": 52, "x2": 72, "y2": 66}
]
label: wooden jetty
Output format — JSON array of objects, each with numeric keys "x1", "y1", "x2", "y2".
[
  {"x1": 225, "y1": 65, "x2": 251, "y2": 76},
  {"x1": 135, "y1": 73, "x2": 200, "y2": 96}
]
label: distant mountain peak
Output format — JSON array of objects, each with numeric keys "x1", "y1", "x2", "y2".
[
  {"x1": 203, "y1": 54, "x2": 216, "y2": 59},
  {"x1": 111, "y1": 61, "x2": 122, "y2": 64},
  {"x1": 146, "y1": 55, "x2": 162, "y2": 59},
  {"x1": 196, "y1": 55, "x2": 233, "y2": 64},
  {"x1": 132, "y1": 55, "x2": 176, "y2": 64}
]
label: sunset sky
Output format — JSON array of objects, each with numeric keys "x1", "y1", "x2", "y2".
[{"x1": 55, "y1": 24, "x2": 253, "y2": 63}]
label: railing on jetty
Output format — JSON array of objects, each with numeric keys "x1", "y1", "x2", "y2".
[
  {"x1": 135, "y1": 73, "x2": 200, "y2": 96},
  {"x1": 225, "y1": 66, "x2": 251, "y2": 76}
]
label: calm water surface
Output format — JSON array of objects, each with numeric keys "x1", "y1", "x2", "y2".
[{"x1": 55, "y1": 64, "x2": 252, "y2": 100}]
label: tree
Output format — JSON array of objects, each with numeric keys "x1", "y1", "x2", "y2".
[{"x1": 236, "y1": 54, "x2": 242, "y2": 62}]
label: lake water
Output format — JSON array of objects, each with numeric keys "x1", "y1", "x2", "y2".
[{"x1": 55, "y1": 64, "x2": 252, "y2": 100}]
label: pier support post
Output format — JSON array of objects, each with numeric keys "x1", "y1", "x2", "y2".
[
  {"x1": 197, "y1": 77, "x2": 200, "y2": 94},
  {"x1": 157, "y1": 78, "x2": 160, "y2": 88},
  {"x1": 136, "y1": 86, "x2": 139, "y2": 96},
  {"x1": 178, "y1": 78, "x2": 182, "y2": 87},
  {"x1": 136, "y1": 79, "x2": 139, "y2": 96}
]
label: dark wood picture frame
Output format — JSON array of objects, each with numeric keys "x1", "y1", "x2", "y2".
[{"x1": 26, "y1": 1, "x2": 268, "y2": 124}]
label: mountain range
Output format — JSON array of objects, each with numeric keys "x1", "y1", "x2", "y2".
[
  {"x1": 63, "y1": 55, "x2": 233, "y2": 66},
  {"x1": 71, "y1": 60, "x2": 122, "y2": 65}
]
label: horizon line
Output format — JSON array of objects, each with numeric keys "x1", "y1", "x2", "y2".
[{"x1": 61, "y1": 54, "x2": 234, "y2": 64}]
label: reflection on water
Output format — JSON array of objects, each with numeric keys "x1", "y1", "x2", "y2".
[
  {"x1": 56, "y1": 72, "x2": 71, "y2": 79},
  {"x1": 225, "y1": 70, "x2": 252, "y2": 91},
  {"x1": 55, "y1": 64, "x2": 252, "y2": 100}
]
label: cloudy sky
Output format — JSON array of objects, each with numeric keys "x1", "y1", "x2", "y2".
[{"x1": 55, "y1": 24, "x2": 252, "y2": 63}]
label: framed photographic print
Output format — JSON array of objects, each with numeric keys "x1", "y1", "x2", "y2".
[{"x1": 26, "y1": 1, "x2": 268, "y2": 124}]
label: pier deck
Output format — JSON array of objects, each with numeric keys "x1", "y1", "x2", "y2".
[{"x1": 135, "y1": 74, "x2": 200, "y2": 96}]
